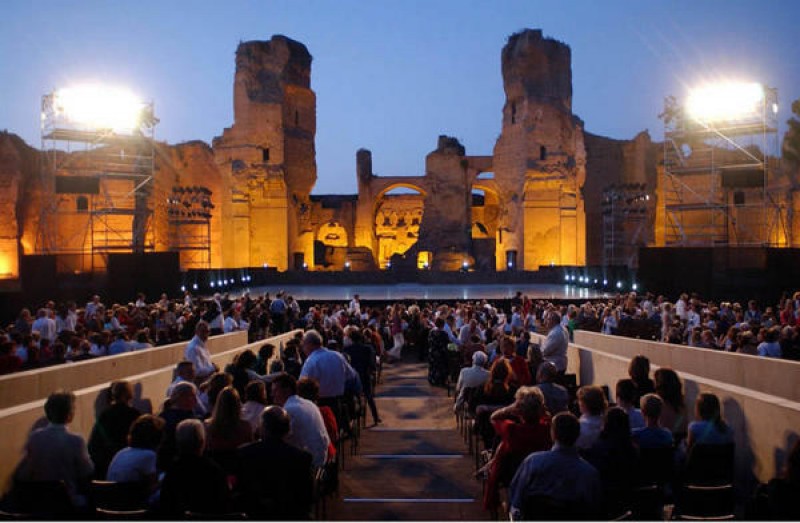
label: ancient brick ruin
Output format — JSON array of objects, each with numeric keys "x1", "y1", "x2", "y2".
[{"x1": 1, "y1": 29, "x2": 795, "y2": 279}]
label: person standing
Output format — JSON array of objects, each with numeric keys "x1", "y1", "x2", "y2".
[{"x1": 184, "y1": 321, "x2": 216, "y2": 380}]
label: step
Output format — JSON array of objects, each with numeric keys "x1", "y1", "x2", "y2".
[
  {"x1": 327, "y1": 498, "x2": 488, "y2": 521},
  {"x1": 358, "y1": 428, "x2": 467, "y2": 455},
  {"x1": 371, "y1": 398, "x2": 457, "y2": 430}
]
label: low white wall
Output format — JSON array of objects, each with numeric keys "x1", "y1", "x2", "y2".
[
  {"x1": 533, "y1": 332, "x2": 800, "y2": 494},
  {"x1": 575, "y1": 330, "x2": 800, "y2": 403},
  {"x1": 0, "y1": 332, "x2": 248, "y2": 410},
  {"x1": 0, "y1": 330, "x2": 300, "y2": 494}
]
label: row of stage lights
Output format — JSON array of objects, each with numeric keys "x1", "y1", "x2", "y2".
[
  {"x1": 180, "y1": 274, "x2": 254, "y2": 293},
  {"x1": 564, "y1": 274, "x2": 639, "y2": 292}
]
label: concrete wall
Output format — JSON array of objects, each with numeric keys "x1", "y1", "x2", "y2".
[
  {"x1": 532, "y1": 332, "x2": 800, "y2": 495},
  {"x1": 574, "y1": 330, "x2": 800, "y2": 403},
  {"x1": 0, "y1": 332, "x2": 248, "y2": 410},
  {"x1": 0, "y1": 330, "x2": 299, "y2": 494}
]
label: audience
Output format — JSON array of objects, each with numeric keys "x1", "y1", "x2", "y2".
[
  {"x1": 632, "y1": 394, "x2": 673, "y2": 450},
  {"x1": 575, "y1": 385, "x2": 608, "y2": 450},
  {"x1": 615, "y1": 379, "x2": 645, "y2": 431},
  {"x1": 106, "y1": 414, "x2": 164, "y2": 493},
  {"x1": 533, "y1": 362, "x2": 568, "y2": 415},
  {"x1": 655, "y1": 368, "x2": 688, "y2": 441},
  {"x1": 158, "y1": 419, "x2": 231, "y2": 516},
  {"x1": 241, "y1": 380, "x2": 268, "y2": 436},
  {"x1": 204, "y1": 386, "x2": 253, "y2": 452},
  {"x1": 12, "y1": 390, "x2": 94, "y2": 508},
  {"x1": 88, "y1": 380, "x2": 142, "y2": 479},
  {"x1": 270, "y1": 373, "x2": 330, "y2": 468},
  {"x1": 508, "y1": 412, "x2": 602, "y2": 520},
  {"x1": 687, "y1": 392, "x2": 734, "y2": 448}
]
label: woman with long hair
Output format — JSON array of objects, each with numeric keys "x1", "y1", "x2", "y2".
[
  {"x1": 654, "y1": 368, "x2": 687, "y2": 441},
  {"x1": 687, "y1": 392, "x2": 733, "y2": 448},
  {"x1": 204, "y1": 386, "x2": 253, "y2": 452},
  {"x1": 386, "y1": 304, "x2": 405, "y2": 362}
]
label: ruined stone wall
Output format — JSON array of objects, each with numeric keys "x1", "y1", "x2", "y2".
[
  {"x1": 0, "y1": 133, "x2": 35, "y2": 278},
  {"x1": 493, "y1": 29, "x2": 586, "y2": 270}
]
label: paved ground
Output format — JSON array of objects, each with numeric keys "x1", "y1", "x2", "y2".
[{"x1": 327, "y1": 352, "x2": 489, "y2": 521}]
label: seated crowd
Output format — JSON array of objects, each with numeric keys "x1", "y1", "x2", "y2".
[{"x1": 2, "y1": 288, "x2": 800, "y2": 519}]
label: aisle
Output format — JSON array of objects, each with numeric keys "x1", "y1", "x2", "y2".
[{"x1": 327, "y1": 353, "x2": 488, "y2": 521}]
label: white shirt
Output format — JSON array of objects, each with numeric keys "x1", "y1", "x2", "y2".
[
  {"x1": 300, "y1": 348, "x2": 358, "y2": 398},
  {"x1": 284, "y1": 395, "x2": 330, "y2": 467},
  {"x1": 223, "y1": 316, "x2": 239, "y2": 333},
  {"x1": 185, "y1": 335, "x2": 215, "y2": 377},
  {"x1": 576, "y1": 414, "x2": 604, "y2": 450},
  {"x1": 541, "y1": 324, "x2": 569, "y2": 372},
  {"x1": 107, "y1": 447, "x2": 157, "y2": 483},
  {"x1": 241, "y1": 401, "x2": 266, "y2": 435}
]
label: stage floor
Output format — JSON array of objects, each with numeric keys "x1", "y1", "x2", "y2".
[{"x1": 239, "y1": 283, "x2": 607, "y2": 301}]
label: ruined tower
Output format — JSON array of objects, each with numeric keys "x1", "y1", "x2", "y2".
[
  {"x1": 213, "y1": 35, "x2": 317, "y2": 270},
  {"x1": 492, "y1": 29, "x2": 586, "y2": 270}
]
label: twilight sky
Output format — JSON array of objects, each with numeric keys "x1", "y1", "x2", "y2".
[{"x1": 1, "y1": 0, "x2": 798, "y2": 194}]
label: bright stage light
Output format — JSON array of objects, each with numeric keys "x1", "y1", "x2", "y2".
[
  {"x1": 53, "y1": 84, "x2": 147, "y2": 131},
  {"x1": 686, "y1": 81, "x2": 764, "y2": 123}
]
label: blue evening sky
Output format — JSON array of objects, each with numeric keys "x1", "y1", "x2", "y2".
[{"x1": 1, "y1": 0, "x2": 798, "y2": 194}]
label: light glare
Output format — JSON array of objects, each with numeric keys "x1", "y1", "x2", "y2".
[
  {"x1": 686, "y1": 82, "x2": 764, "y2": 123},
  {"x1": 54, "y1": 84, "x2": 146, "y2": 131}
]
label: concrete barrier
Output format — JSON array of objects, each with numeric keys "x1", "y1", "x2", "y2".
[
  {"x1": 0, "y1": 332, "x2": 248, "y2": 410},
  {"x1": 0, "y1": 330, "x2": 300, "y2": 494},
  {"x1": 533, "y1": 332, "x2": 800, "y2": 494},
  {"x1": 574, "y1": 330, "x2": 800, "y2": 403}
]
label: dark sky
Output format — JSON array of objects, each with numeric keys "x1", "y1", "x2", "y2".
[{"x1": 2, "y1": 0, "x2": 798, "y2": 194}]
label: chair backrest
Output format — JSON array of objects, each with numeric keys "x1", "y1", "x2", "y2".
[
  {"x1": 522, "y1": 495, "x2": 595, "y2": 521},
  {"x1": 90, "y1": 480, "x2": 149, "y2": 511},
  {"x1": 638, "y1": 446, "x2": 674, "y2": 485},
  {"x1": 95, "y1": 507, "x2": 150, "y2": 520},
  {"x1": 8, "y1": 480, "x2": 74, "y2": 516},
  {"x1": 678, "y1": 484, "x2": 735, "y2": 519},
  {"x1": 684, "y1": 443, "x2": 735, "y2": 486},
  {"x1": 184, "y1": 511, "x2": 248, "y2": 520}
]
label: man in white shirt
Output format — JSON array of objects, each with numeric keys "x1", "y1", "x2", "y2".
[
  {"x1": 299, "y1": 329, "x2": 358, "y2": 400},
  {"x1": 454, "y1": 351, "x2": 490, "y2": 413},
  {"x1": 348, "y1": 294, "x2": 361, "y2": 316},
  {"x1": 184, "y1": 321, "x2": 216, "y2": 379},
  {"x1": 270, "y1": 373, "x2": 329, "y2": 467},
  {"x1": 31, "y1": 308, "x2": 57, "y2": 343},
  {"x1": 541, "y1": 312, "x2": 569, "y2": 373},
  {"x1": 223, "y1": 310, "x2": 240, "y2": 333}
]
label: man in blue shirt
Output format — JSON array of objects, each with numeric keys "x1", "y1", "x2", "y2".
[
  {"x1": 508, "y1": 412, "x2": 602, "y2": 520},
  {"x1": 299, "y1": 329, "x2": 359, "y2": 425}
]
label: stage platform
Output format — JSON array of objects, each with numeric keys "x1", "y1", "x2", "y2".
[{"x1": 239, "y1": 283, "x2": 607, "y2": 301}]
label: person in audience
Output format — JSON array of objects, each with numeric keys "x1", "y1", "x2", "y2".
[
  {"x1": 13, "y1": 390, "x2": 94, "y2": 508},
  {"x1": 583, "y1": 407, "x2": 639, "y2": 518},
  {"x1": 184, "y1": 321, "x2": 216, "y2": 380},
  {"x1": 31, "y1": 308, "x2": 57, "y2": 344},
  {"x1": 157, "y1": 419, "x2": 230, "y2": 516},
  {"x1": 343, "y1": 327, "x2": 381, "y2": 424},
  {"x1": 615, "y1": 379, "x2": 645, "y2": 431},
  {"x1": 632, "y1": 394, "x2": 674, "y2": 449},
  {"x1": 628, "y1": 355, "x2": 655, "y2": 405},
  {"x1": 540, "y1": 312, "x2": 568, "y2": 374},
  {"x1": 204, "y1": 386, "x2": 253, "y2": 452},
  {"x1": 534, "y1": 362, "x2": 569, "y2": 415},
  {"x1": 158, "y1": 381, "x2": 201, "y2": 469},
  {"x1": 236, "y1": 406, "x2": 314, "y2": 519},
  {"x1": 241, "y1": 380, "x2": 268, "y2": 437},
  {"x1": 200, "y1": 371, "x2": 233, "y2": 414},
  {"x1": 654, "y1": 368, "x2": 688, "y2": 441},
  {"x1": 427, "y1": 317, "x2": 451, "y2": 386},
  {"x1": 0, "y1": 340, "x2": 23, "y2": 374},
  {"x1": 106, "y1": 414, "x2": 164, "y2": 494},
  {"x1": 299, "y1": 328, "x2": 358, "y2": 426},
  {"x1": 475, "y1": 358, "x2": 516, "y2": 407},
  {"x1": 575, "y1": 385, "x2": 608, "y2": 450},
  {"x1": 501, "y1": 336, "x2": 532, "y2": 387},
  {"x1": 758, "y1": 439, "x2": 800, "y2": 519},
  {"x1": 88, "y1": 380, "x2": 142, "y2": 479},
  {"x1": 508, "y1": 412, "x2": 602, "y2": 520},
  {"x1": 482, "y1": 386, "x2": 552, "y2": 512},
  {"x1": 166, "y1": 361, "x2": 207, "y2": 417},
  {"x1": 254, "y1": 343, "x2": 275, "y2": 375},
  {"x1": 281, "y1": 341, "x2": 303, "y2": 379},
  {"x1": 270, "y1": 373, "x2": 330, "y2": 467},
  {"x1": 687, "y1": 392, "x2": 734, "y2": 448},
  {"x1": 454, "y1": 350, "x2": 490, "y2": 413},
  {"x1": 297, "y1": 377, "x2": 338, "y2": 463},
  {"x1": 108, "y1": 331, "x2": 132, "y2": 355},
  {"x1": 757, "y1": 326, "x2": 782, "y2": 358},
  {"x1": 224, "y1": 349, "x2": 261, "y2": 399}
]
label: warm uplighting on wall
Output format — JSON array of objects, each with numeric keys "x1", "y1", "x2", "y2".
[
  {"x1": 0, "y1": 242, "x2": 19, "y2": 279},
  {"x1": 686, "y1": 81, "x2": 764, "y2": 123},
  {"x1": 417, "y1": 251, "x2": 432, "y2": 270}
]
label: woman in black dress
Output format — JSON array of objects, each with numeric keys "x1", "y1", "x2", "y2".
[{"x1": 428, "y1": 317, "x2": 450, "y2": 386}]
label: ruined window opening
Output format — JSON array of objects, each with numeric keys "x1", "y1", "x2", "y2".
[
  {"x1": 511, "y1": 102, "x2": 517, "y2": 124},
  {"x1": 295, "y1": 110, "x2": 299, "y2": 126},
  {"x1": 76, "y1": 195, "x2": 89, "y2": 213},
  {"x1": 540, "y1": 146, "x2": 547, "y2": 161},
  {"x1": 262, "y1": 148, "x2": 270, "y2": 163}
]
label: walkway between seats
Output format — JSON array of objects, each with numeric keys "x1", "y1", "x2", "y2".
[{"x1": 328, "y1": 353, "x2": 488, "y2": 520}]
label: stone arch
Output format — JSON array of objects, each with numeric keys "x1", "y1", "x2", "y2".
[
  {"x1": 316, "y1": 221, "x2": 348, "y2": 247},
  {"x1": 373, "y1": 184, "x2": 426, "y2": 268}
]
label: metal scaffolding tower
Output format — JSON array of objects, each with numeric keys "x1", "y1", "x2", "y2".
[
  {"x1": 602, "y1": 183, "x2": 651, "y2": 267},
  {"x1": 39, "y1": 91, "x2": 158, "y2": 271},
  {"x1": 662, "y1": 86, "x2": 788, "y2": 247},
  {"x1": 167, "y1": 186, "x2": 213, "y2": 269}
]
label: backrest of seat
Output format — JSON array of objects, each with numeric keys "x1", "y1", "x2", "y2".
[{"x1": 685, "y1": 443, "x2": 735, "y2": 485}]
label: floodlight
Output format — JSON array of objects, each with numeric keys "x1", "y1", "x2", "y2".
[
  {"x1": 686, "y1": 81, "x2": 764, "y2": 123},
  {"x1": 53, "y1": 84, "x2": 147, "y2": 131}
]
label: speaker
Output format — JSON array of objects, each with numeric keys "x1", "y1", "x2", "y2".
[{"x1": 721, "y1": 168, "x2": 763, "y2": 188}]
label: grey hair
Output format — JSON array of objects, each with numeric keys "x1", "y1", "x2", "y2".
[
  {"x1": 302, "y1": 329, "x2": 323, "y2": 348},
  {"x1": 514, "y1": 386, "x2": 545, "y2": 420},
  {"x1": 175, "y1": 418, "x2": 205, "y2": 455}
]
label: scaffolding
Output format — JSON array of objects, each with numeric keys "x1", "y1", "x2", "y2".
[
  {"x1": 167, "y1": 186, "x2": 213, "y2": 269},
  {"x1": 39, "y1": 91, "x2": 158, "y2": 271},
  {"x1": 662, "y1": 86, "x2": 789, "y2": 247},
  {"x1": 602, "y1": 183, "x2": 651, "y2": 267}
]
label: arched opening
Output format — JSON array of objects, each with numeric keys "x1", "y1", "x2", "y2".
[
  {"x1": 470, "y1": 185, "x2": 500, "y2": 270},
  {"x1": 374, "y1": 185, "x2": 425, "y2": 268}
]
